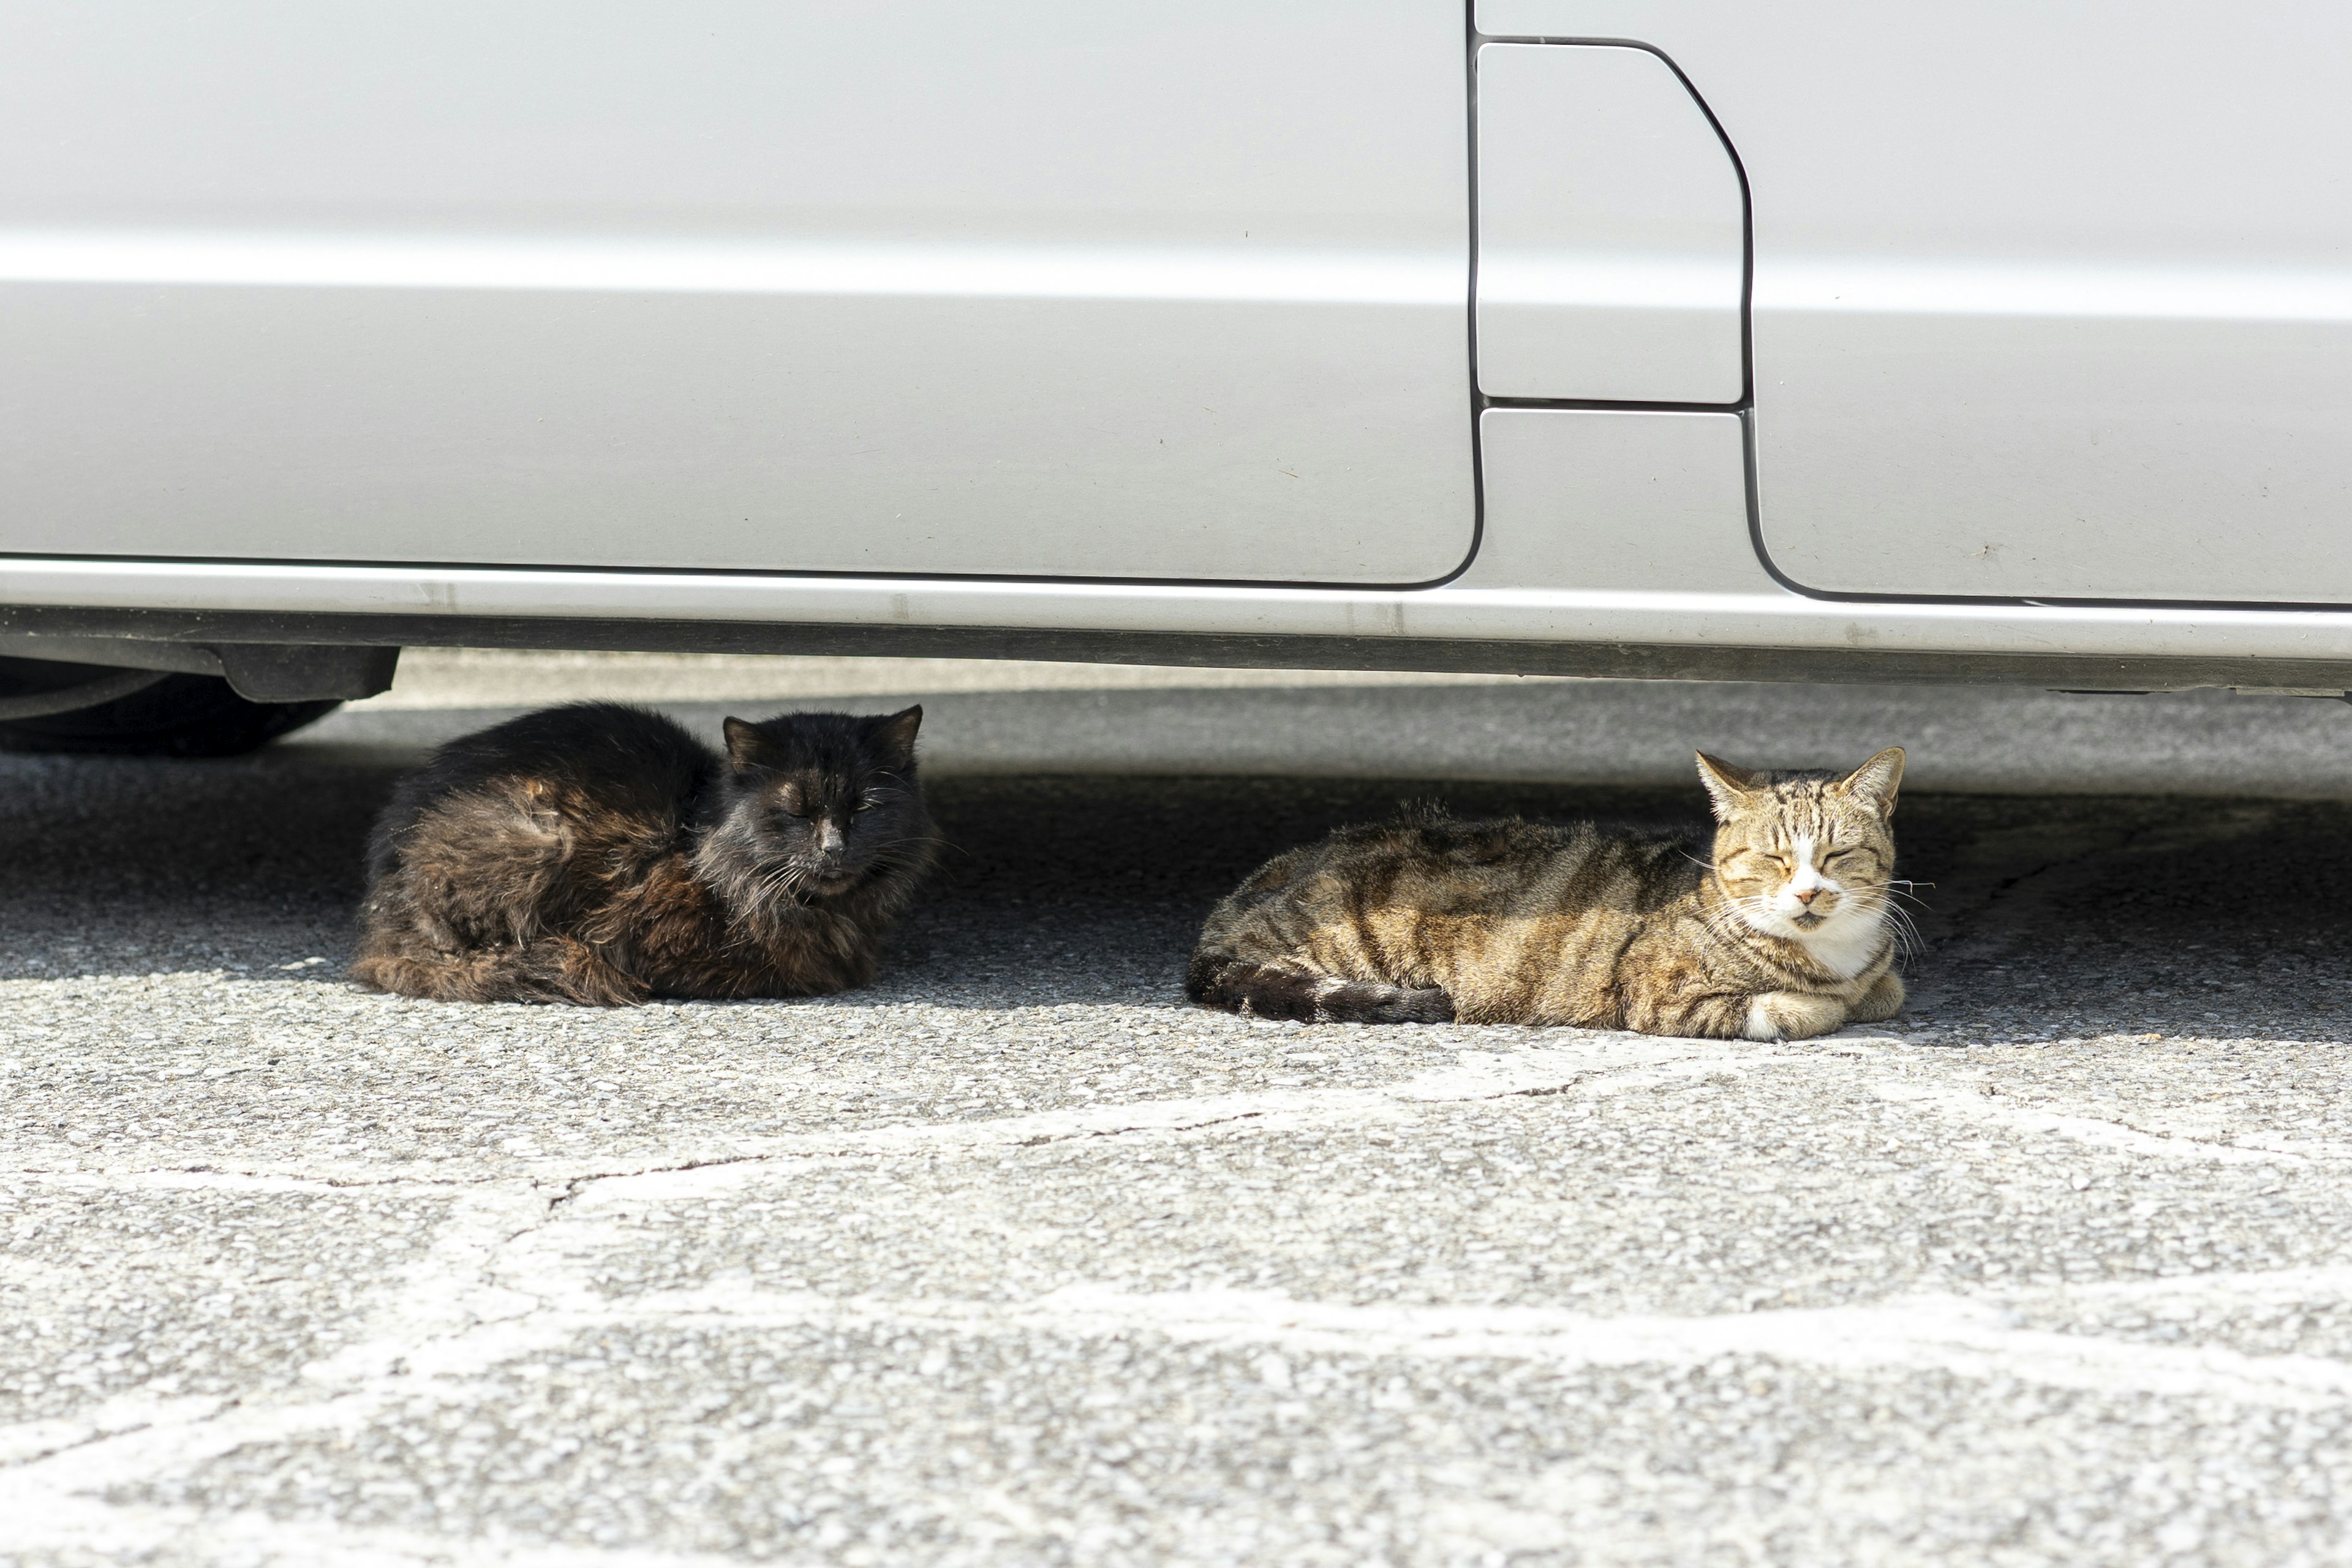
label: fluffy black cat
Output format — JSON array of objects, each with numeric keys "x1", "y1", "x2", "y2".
[{"x1": 352, "y1": 702, "x2": 935, "y2": 1005}]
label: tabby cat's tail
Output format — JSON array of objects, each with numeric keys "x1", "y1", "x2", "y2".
[{"x1": 1186, "y1": 954, "x2": 1454, "y2": 1025}]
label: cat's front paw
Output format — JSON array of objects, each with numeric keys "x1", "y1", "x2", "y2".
[
  {"x1": 1850, "y1": 971, "x2": 1905, "y2": 1023},
  {"x1": 1741, "y1": 990, "x2": 1847, "y2": 1040}
]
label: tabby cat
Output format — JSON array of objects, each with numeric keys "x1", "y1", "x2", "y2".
[
  {"x1": 1189, "y1": 748, "x2": 1908, "y2": 1039},
  {"x1": 352, "y1": 702, "x2": 935, "y2": 1005}
]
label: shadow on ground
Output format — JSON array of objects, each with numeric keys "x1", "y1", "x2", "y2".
[{"x1": 0, "y1": 752, "x2": 2345, "y2": 1044}]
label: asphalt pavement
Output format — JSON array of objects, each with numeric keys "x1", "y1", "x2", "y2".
[{"x1": 4, "y1": 655, "x2": 2352, "y2": 1566}]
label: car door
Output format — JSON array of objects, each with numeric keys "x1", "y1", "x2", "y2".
[
  {"x1": 0, "y1": 1, "x2": 1472, "y2": 584},
  {"x1": 1483, "y1": 0, "x2": 2352, "y2": 606}
]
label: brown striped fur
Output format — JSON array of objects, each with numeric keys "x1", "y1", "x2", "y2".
[
  {"x1": 352, "y1": 703, "x2": 935, "y2": 1006},
  {"x1": 1189, "y1": 748, "x2": 1908, "y2": 1039}
]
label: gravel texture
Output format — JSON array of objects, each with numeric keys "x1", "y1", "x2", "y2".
[{"x1": 2, "y1": 671, "x2": 2351, "y2": 1566}]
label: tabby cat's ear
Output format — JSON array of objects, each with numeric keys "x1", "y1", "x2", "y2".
[
  {"x1": 1836, "y1": 745, "x2": 1906, "y2": 817},
  {"x1": 1695, "y1": 752, "x2": 1763, "y2": 820},
  {"x1": 722, "y1": 717, "x2": 769, "y2": 771},
  {"x1": 865, "y1": 705, "x2": 923, "y2": 772}
]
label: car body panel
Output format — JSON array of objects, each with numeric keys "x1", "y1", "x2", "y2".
[
  {"x1": 1484, "y1": 0, "x2": 2352, "y2": 605},
  {"x1": 0, "y1": 1, "x2": 1475, "y2": 583},
  {"x1": 5, "y1": 2, "x2": 2352, "y2": 693}
]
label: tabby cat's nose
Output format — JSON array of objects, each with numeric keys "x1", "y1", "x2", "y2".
[{"x1": 1792, "y1": 888, "x2": 1819, "y2": 905}]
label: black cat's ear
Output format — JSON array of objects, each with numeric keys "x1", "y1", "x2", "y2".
[
  {"x1": 722, "y1": 717, "x2": 769, "y2": 772},
  {"x1": 1836, "y1": 745, "x2": 1906, "y2": 818},
  {"x1": 1695, "y1": 752, "x2": 1762, "y2": 820},
  {"x1": 865, "y1": 705, "x2": 922, "y2": 772}
]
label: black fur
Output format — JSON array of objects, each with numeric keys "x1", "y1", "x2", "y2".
[
  {"x1": 353, "y1": 701, "x2": 935, "y2": 1005},
  {"x1": 1187, "y1": 956, "x2": 1455, "y2": 1025}
]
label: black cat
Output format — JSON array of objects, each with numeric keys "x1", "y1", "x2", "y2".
[{"x1": 352, "y1": 702, "x2": 935, "y2": 1005}]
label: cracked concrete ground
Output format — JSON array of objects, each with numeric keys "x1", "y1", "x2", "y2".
[{"x1": 4, "y1": 657, "x2": 2352, "y2": 1566}]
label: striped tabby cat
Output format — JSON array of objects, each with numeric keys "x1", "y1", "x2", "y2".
[{"x1": 1189, "y1": 748, "x2": 1908, "y2": 1039}]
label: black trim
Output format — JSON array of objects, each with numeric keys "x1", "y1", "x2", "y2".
[
  {"x1": 1485, "y1": 396, "x2": 1744, "y2": 414},
  {"x1": 1456, "y1": 0, "x2": 1487, "y2": 589}
]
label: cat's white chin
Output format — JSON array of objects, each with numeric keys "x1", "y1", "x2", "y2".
[{"x1": 1736, "y1": 905, "x2": 1888, "y2": 979}]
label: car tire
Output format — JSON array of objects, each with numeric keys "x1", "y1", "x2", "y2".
[{"x1": 0, "y1": 673, "x2": 342, "y2": 758}]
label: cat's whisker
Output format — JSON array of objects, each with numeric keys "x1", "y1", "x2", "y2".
[{"x1": 878, "y1": 832, "x2": 964, "y2": 859}]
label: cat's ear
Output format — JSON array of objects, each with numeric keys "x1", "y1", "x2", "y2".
[
  {"x1": 722, "y1": 717, "x2": 770, "y2": 772},
  {"x1": 1695, "y1": 752, "x2": 1763, "y2": 820},
  {"x1": 1836, "y1": 745, "x2": 1906, "y2": 817},
  {"x1": 865, "y1": 705, "x2": 923, "y2": 772}
]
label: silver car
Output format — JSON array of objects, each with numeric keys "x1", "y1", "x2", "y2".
[{"x1": 3, "y1": 1, "x2": 2346, "y2": 752}]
